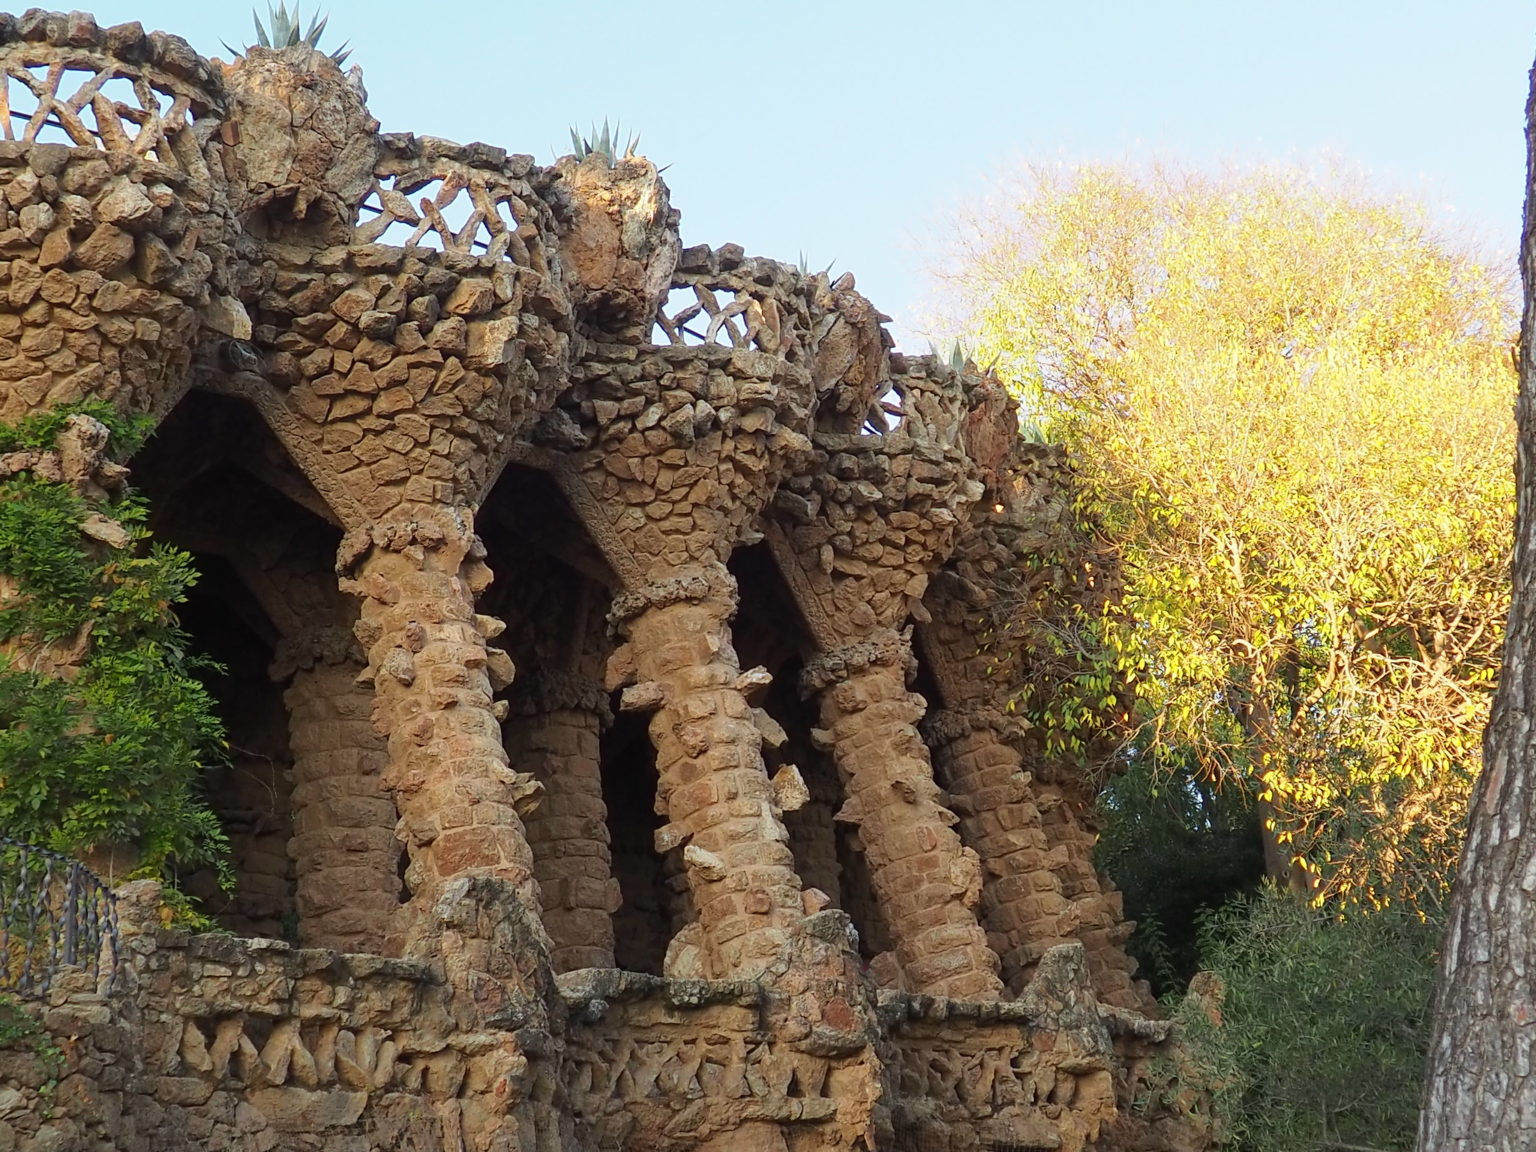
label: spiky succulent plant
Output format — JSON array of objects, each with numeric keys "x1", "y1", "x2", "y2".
[
  {"x1": 569, "y1": 119, "x2": 640, "y2": 168},
  {"x1": 929, "y1": 340, "x2": 970, "y2": 373},
  {"x1": 795, "y1": 251, "x2": 837, "y2": 279},
  {"x1": 224, "y1": 4, "x2": 351, "y2": 65}
]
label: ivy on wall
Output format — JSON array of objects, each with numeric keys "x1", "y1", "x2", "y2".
[{"x1": 0, "y1": 402, "x2": 230, "y2": 888}]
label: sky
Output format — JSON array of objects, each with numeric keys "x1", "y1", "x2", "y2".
[{"x1": 73, "y1": 0, "x2": 1536, "y2": 351}]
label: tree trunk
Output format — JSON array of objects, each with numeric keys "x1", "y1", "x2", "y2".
[
  {"x1": 1238, "y1": 688, "x2": 1311, "y2": 894},
  {"x1": 1418, "y1": 61, "x2": 1536, "y2": 1150}
]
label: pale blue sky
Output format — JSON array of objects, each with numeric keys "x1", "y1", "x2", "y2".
[{"x1": 74, "y1": 0, "x2": 1536, "y2": 349}]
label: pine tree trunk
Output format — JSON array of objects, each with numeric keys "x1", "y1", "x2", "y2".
[{"x1": 1418, "y1": 60, "x2": 1536, "y2": 1150}]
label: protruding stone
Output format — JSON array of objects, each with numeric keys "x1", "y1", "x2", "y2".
[
  {"x1": 771, "y1": 764, "x2": 809, "y2": 813},
  {"x1": 619, "y1": 681, "x2": 665, "y2": 712},
  {"x1": 683, "y1": 844, "x2": 728, "y2": 882}
]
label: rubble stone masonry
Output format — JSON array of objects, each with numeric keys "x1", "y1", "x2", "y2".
[{"x1": 0, "y1": 11, "x2": 1199, "y2": 1151}]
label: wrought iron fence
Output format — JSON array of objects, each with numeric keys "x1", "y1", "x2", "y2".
[{"x1": 0, "y1": 836, "x2": 118, "y2": 998}]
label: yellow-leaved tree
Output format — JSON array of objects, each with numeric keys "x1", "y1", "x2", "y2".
[{"x1": 940, "y1": 164, "x2": 1516, "y2": 909}]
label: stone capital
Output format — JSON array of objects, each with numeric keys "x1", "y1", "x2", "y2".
[
  {"x1": 268, "y1": 624, "x2": 365, "y2": 680},
  {"x1": 507, "y1": 668, "x2": 613, "y2": 726},
  {"x1": 798, "y1": 626, "x2": 915, "y2": 696},
  {"x1": 606, "y1": 563, "x2": 738, "y2": 635},
  {"x1": 920, "y1": 704, "x2": 1030, "y2": 749},
  {"x1": 335, "y1": 508, "x2": 483, "y2": 578}
]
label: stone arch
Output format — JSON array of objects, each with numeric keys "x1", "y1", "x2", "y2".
[
  {"x1": 729, "y1": 541, "x2": 891, "y2": 964},
  {"x1": 134, "y1": 389, "x2": 402, "y2": 951}
]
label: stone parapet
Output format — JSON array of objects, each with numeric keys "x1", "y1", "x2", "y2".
[{"x1": 2, "y1": 896, "x2": 1189, "y2": 1152}]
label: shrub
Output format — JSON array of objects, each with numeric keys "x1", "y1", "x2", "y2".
[
  {"x1": 0, "y1": 406, "x2": 229, "y2": 886},
  {"x1": 1187, "y1": 889, "x2": 1439, "y2": 1151}
]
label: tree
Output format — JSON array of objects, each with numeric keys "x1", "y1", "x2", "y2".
[
  {"x1": 1418, "y1": 67, "x2": 1536, "y2": 1149},
  {"x1": 940, "y1": 162, "x2": 1516, "y2": 910}
]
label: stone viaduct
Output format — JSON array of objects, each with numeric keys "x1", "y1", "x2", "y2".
[{"x1": 0, "y1": 13, "x2": 1201, "y2": 1152}]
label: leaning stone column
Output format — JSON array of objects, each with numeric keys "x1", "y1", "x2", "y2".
[
  {"x1": 338, "y1": 511, "x2": 542, "y2": 946},
  {"x1": 801, "y1": 630, "x2": 1002, "y2": 1000},
  {"x1": 611, "y1": 565, "x2": 806, "y2": 980},
  {"x1": 924, "y1": 704, "x2": 1073, "y2": 994},
  {"x1": 557, "y1": 343, "x2": 821, "y2": 980},
  {"x1": 1036, "y1": 780, "x2": 1146, "y2": 1010},
  {"x1": 764, "y1": 367, "x2": 1004, "y2": 998},
  {"x1": 921, "y1": 406, "x2": 1154, "y2": 1009},
  {"x1": 275, "y1": 628, "x2": 401, "y2": 955},
  {"x1": 505, "y1": 670, "x2": 619, "y2": 972}
]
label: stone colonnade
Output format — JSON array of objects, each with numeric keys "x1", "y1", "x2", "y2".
[
  {"x1": 0, "y1": 17, "x2": 1191, "y2": 1151},
  {"x1": 0, "y1": 14, "x2": 1143, "y2": 1005}
]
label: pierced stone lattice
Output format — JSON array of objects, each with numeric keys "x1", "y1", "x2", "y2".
[
  {"x1": 654, "y1": 280, "x2": 790, "y2": 355},
  {"x1": 0, "y1": 60, "x2": 194, "y2": 164},
  {"x1": 355, "y1": 163, "x2": 532, "y2": 261},
  {"x1": 865, "y1": 367, "x2": 968, "y2": 444}
]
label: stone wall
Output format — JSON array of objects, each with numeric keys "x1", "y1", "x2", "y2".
[
  {"x1": 0, "y1": 10, "x2": 1203, "y2": 1150},
  {"x1": 3, "y1": 891, "x2": 1197, "y2": 1152}
]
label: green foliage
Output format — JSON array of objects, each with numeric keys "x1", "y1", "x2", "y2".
[
  {"x1": 224, "y1": 3, "x2": 351, "y2": 65},
  {"x1": 1097, "y1": 754, "x2": 1265, "y2": 996},
  {"x1": 943, "y1": 162, "x2": 1516, "y2": 909},
  {"x1": 0, "y1": 993, "x2": 42, "y2": 1047},
  {"x1": 0, "y1": 995, "x2": 64, "y2": 1112},
  {"x1": 0, "y1": 992, "x2": 63, "y2": 1099},
  {"x1": 569, "y1": 119, "x2": 640, "y2": 167},
  {"x1": 1186, "y1": 890, "x2": 1439, "y2": 1151},
  {"x1": 991, "y1": 500, "x2": 1130, "y2": 783},
  {"x1": 0, "y1": 409, "x2": 229, "y2": 887},
  {"x1": 0, "y1": 400, "x2": 150, "y2": 458}
]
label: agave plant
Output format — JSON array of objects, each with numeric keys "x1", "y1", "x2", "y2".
[
  {"x1": 569, "y1": 119, "x2": 640, "y2": 168},
  {"x1": 1017, "y1": 411, "x2": 1056, "y2": 444},
  {"x1": 223, "y1": 3, "x2": 351, "y2": 65},
  {"x1": 929, "y1": 339, "x2": 970, "y2": 373},
  {"x1": 795, "y1": 251, "x2": 837, "y2": 279}
]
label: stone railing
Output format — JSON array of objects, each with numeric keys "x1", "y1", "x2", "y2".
[
  {"x1": 0, "y1": 835, "x2": 118, "y2": 998},
  {"x1": 355, "y1": 134, "x2": 556, "y2": 274},
  {"x1": 653, "y1": 245, "x2": 822, "y2": 365},
  {"x1": 0, "y1": 11, "x2": 223, "y2": 181},
  {"x1": 871, "y1": 354, "x2": 971, "y2": 446},
  {"x1": 558, "y1": 968, "x2": 872, "y2": 1148}
]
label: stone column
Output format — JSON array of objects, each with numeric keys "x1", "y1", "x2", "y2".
[
  {"x1": 924, "y1": 704, "x2": 1074, "y2": 994},
  {"x1": 611, "y1": 565, "x2": 806, "y2": 980},
  {"x1": 802, "y1": 630, "x2": 1003, "y2": 1000},
  {"x1": 505, "y1": 671, "x2": 619, "y2": 972},
  {"x1": 557, "y1": 346, "x2": 822, "y2": 981},
  {"x1": 1036, "y1": 781, "x2": 1146, "y2": 1010},
  {"x1": 339, "y1": 512, "x2": 543, "y2": 945},
  {"x1": 918, "y1": 416, "x2": 1154, "y2": 1010},
  {"x1": 279, "y1": 632, "x2": 401, "y2": 955}
]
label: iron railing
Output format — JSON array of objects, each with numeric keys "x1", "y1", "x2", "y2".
[{"x1": 0, "y1": 836, "x2": 118, "y2": 998}]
